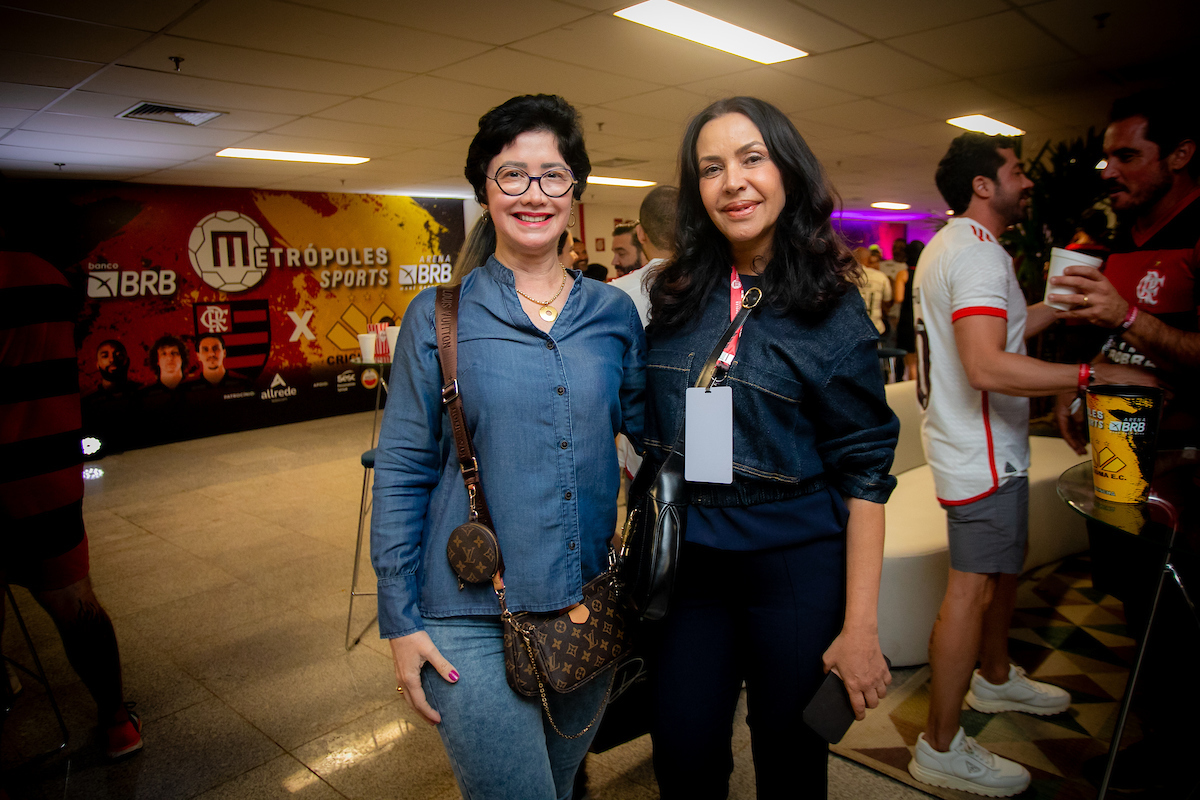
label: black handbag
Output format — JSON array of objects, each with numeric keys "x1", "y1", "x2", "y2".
[{"x1": 618, "y1": 286, "x2": 762, "y2": 621}]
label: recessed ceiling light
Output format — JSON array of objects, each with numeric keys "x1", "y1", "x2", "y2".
[
  {"x1": 588, "y1": 176, "x2": 657, "y2": 187},
  {"x1": 871, "y1": 202, "x2": 911, "y2": 210},
  {"x1": 1096, "y1": 159, "x2": 1108, "y2": 169},
  {"x1": 946, "y1": 115, "x2": 1025, "y2": 137},
  {"x1": 215, "y1": 148, "x2": 369, "y2": 165},
  {"x1": 615, "y1": 0, "x2": 807, "y2": 64}
]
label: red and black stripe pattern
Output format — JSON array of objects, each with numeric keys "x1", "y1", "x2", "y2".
[{"x1": 0, "y1": 251, "x2": 86, "y2": 559}]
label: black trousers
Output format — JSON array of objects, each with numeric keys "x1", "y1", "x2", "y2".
[{"x1": 648, "y1": 536, "x2": 846, "y2": 800}]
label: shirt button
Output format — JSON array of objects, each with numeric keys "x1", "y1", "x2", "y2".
[
  {"x1": 546, "y1": 341, "x2": 555, "y2": 350},
  {"x1": 560, "y1": 440, "x2": 569, "y2": 449},
  {"x1": 564, "y1": 491, "x2": 572, "y2": 500},
  {"x1": 568, "y1": 541, "x2": 576, "y2": 551},
  {"x1": 557, "y1": 386, "x2": 565, "y2": 395}
]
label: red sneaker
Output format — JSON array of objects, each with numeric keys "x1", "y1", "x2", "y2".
[{"x1": 106, "y1": 705, "x2": 143, "y2": 759}]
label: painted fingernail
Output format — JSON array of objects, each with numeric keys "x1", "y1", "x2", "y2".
[{"x1": 448, "y1": 670, "x2": 459, "y2": 682}]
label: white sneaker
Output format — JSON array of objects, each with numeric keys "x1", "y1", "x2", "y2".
[
  {"x1": 909, "y1": 728, "x2": 1031, "y2": 797},
  {"x1": 967, "y1": 664, "x2": 1070, "y2": 716}
]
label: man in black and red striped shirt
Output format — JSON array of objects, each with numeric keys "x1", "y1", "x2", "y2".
[
  {"x1": 1, "y1": 249, "x2": 142, "y2": 760},
  {"x1": 1054, "y1": 89, "x2": 1199, "y2": 448}
]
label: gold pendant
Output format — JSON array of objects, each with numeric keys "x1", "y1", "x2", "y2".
[{"x1": 539, "y1": 305, "x2": 557, "y2": 322}]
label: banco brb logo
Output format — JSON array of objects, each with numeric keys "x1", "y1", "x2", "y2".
[{"x1": 188, "y1": 211, "x2": 270, "y2": 292}]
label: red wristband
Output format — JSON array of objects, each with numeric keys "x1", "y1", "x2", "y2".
[
  {"x1": 1077, "y1": 363, "x2": 1092, "y2": 392},
  {"x1": 1120, "y1": 305, "x2": 1138, "y2": 331}
]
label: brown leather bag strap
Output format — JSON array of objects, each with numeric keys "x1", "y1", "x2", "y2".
[{"x1": 435, "y1": 286, "x2": 496, "y2": 534}]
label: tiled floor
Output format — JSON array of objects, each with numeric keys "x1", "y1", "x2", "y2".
[{"x1": 2, "y1": 412, "x2": 928, "y2": 799}]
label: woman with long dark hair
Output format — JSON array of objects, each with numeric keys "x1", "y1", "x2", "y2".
[
  {"x1": 643, "y1": 97, "x2": 898, "y2": 799},
  {"x1": 371, "y1": 94, "x2": 644, "y2": 799}
]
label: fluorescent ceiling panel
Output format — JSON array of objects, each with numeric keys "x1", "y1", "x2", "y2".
[
  {"x1": 615, "y1": 0, "x2": 807, "y2": 64},
  {"x1": 216, "y1": 148, "x2": 369, "y2": 164},
  {"x1": 871, "y1": 201, "x2": 911, "y2": 210},
  {"x1": 588, "y1": 176, "x2": 657, "y2": 187},
  {"x1": 947, "y1": 115, "x2": 1025, "y2": 136}
]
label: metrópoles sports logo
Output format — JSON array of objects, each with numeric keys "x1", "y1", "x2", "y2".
[{"x1": 188, "y1": 211, "x2": 270, "y2": 292}]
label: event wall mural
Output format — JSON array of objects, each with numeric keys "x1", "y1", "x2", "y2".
[{"x1": 28, "y1": 182, "x2": 466, "y2": 454}]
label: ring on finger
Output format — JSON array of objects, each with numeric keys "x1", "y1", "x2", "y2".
[{"x1": 1083, "y1": 294, "x2": 1090, "y2": 306}]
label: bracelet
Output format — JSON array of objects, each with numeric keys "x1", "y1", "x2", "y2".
[
  {"x1": 1077, "y1": 363, "x2": 1093, "y2": 392},
  {"x1": 1120, "y1": 305, "x2": 1139, "y2": 331}
]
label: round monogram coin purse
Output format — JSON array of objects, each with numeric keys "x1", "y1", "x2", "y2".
[{"x1": 446, "y1": 522, "x2": 500, "y2": 587}]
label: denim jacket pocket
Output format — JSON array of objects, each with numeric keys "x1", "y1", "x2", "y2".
[
  {"x1": 727, "y1": 364, "x2": 806, "y2": 482},
  {"x1": 645, "y1": 349, "x2": 695, "y2": 455}
]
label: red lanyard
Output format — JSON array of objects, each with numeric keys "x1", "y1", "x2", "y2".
[{"x1": 718, "y1": 265, "x2": 745, "y2": 367}]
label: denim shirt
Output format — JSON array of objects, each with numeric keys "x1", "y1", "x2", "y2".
[
  {"x1": 371, "y1": 257, "x2": 646, "y2": 638},
  {"x1": 644, "y1": 276, "x2": 897, "y2": 508}
]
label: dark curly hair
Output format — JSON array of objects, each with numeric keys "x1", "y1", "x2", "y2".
[
  {"x1": 147, "y1": 334, "x2": 189, "y2": 376},
  {"x1": 647, "y1": 97, "x2": 857, "y2": 331},
  {"x1": 464, "y1": 94, "x2": 591, "y2": 206},
  {"x1": 935, "y1": 133, "x2": 1016, "y2": 216}
]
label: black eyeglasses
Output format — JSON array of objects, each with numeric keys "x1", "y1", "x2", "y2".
[{"x1": 489, "y1": 166, "x2": 576, "y2": 198}]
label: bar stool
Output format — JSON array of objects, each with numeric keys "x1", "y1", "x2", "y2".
[
  {"x1": 344, "y1": 448, "x2": 378, "y2": 650},
  {"x1": 3, "y1": 584, "x2": 69, "y2": 753}
]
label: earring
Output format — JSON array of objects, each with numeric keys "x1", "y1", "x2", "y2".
[{"x1": 568, "y1": 205, "x2": 577, "y2": 228}]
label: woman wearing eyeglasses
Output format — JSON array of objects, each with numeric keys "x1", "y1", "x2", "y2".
[{"x1": 371, "y1": 94, "x2": 645, "y2": 799}]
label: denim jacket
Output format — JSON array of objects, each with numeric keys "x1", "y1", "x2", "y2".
[
  {"x1": 371, "y1": 257, "x2": 646, "y2": 638},
  {"x1": 644, "y1": 277, "x2": 897, "y2": 507}
]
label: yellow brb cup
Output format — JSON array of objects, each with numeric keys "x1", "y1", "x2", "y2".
[{"x1": 1085, "y1": 385, "x2": 1163, "y2": 503}]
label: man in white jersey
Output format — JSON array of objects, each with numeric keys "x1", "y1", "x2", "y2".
[{"x1": 907, "y1": 133, "x2": 1154, "y2": 797}]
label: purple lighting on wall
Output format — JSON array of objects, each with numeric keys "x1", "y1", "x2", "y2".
[{"x1": 833, "y1": 209, "x2": 931, "y2": 222}]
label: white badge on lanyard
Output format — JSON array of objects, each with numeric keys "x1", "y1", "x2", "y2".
[
  {"x1": 685, "y1": 385, "x2": 733, "y2": 483},
  {"x1": 685, "y1": 266, "x2": 746, "y2": 484}
]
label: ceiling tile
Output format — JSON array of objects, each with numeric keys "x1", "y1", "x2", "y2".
[
  {"x1": 288, "y1": 0, "x2": 594, "y2": 45},
  {"x1": 511, "y1": 15, "x2": 748, "y2": 85},
  {"x1": 2, "y1": 129, "x2": 214, "y2": 160},
  {"x1": 809, "y1": 133, "x2": 895, "y2": 158},
  {"x1": 85, "y1": 66, "x2": 349, "y2": 115},
  {"x1": 367, "y1": 77, "x2": 516, "y2": 117},
  {"x1": 0, "y1": 0, "x2": 200, "y2": 31},
  {"x1": 0, "y1": 81, "x2": 65, "y2": 110},
  {"x1": 972, "y1": 60, "x2": 1111, "y2": 107},
  {"x1": 170, "y1": 0, "x2": 491, "y2": 72},
  {"x1": 430, "y1": 49, "x2": 659, "y2": 107},
  {"x1": 683, "y1": 0, "x2": 868, "y2": 54},
  {"x1": 794, "y1": 99, "x2": 929, "y2": 134},
  {"x1": 795, "y1": 0, "x2": 1009, "y2": 38},
  {"x1": 25, "y1": 112, "x2": 249, "y2": 146},
  {"x1": 888, "y1": 11, "x2": 1076, "y2": 78},
  {"x1": 575, "y1": 107, "x2": 670, "y2": 140},
  {"x1": 876, "y1": 80, "x2": 1020, "y2": 119},
  {"x1": 0, "y1": 109, "x2": 33, "y2": 127},
  {"x1": 312, "y1": 99, "x2": 478, "y2": 137},
  {"x1": 1023, "y1": 0, "x2": 1198, "y2": 61},
  {"x1": 783, "y1": 116, "x2": 857, "y2": 143},
  {"x1": 597, "y1": 88, "x2": 709, "y2": 125},
  {"x1": 118, "y1": 37, "x2": 413, "y2": 96},
  {"x1": 0, "y1": 8, "x2": 153, "y2": 62},
  {"x1": 0, "y1": 159, "x2": 150, "y2": 180},
  {"x1": 271, "y1": 118, "x2": 450, "y2": 149},
  {"x1": 0, "y1": 53, "x2": 103, "y2": 90},
  {"x1": 681, "y1": 67, "x2": 857, "y2": 114},
  {"x1": 871, "y1": 122, "x2": 961, "y2": 149},
  {"x1": 773, "y1": 43, "x2": 955, "y2": 97},
  {"x1": 0, "y1": 143, "x2": 178, "y2": 169}
]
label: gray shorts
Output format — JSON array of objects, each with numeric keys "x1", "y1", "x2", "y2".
[{"x1": 945, "y1": 477, "x2": 1028, "y2": 575}]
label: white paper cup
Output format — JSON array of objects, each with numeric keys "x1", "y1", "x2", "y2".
[
  {"x1": 1045, "y1": 247, "x2": 1103, "y2": 310},
  {"x1": 385, "y1": 326, "x2": 401, "y2": 361},
  {"x1": 357, "y1": 333, "x2": 376, "y2": 363}
]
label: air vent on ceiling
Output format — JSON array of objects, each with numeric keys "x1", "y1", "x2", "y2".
[
  {"x1": 591, "y1": 157, "x2": 649, "y2": 169},
  {"x1": 117, "y1": 103, "x2": 224, "y2": 127}
]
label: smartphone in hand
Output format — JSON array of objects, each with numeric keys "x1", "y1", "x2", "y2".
[{"x1": 801, "y1": 656, "x2": 892, "y2": 744}]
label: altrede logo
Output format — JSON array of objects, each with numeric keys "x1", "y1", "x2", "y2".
[
  {"x1": 189, "y1": 211, "x2": 270, "y2": 293},
  {"x1": 261, "y1": 373, "x2": 297, "y2": 401}
]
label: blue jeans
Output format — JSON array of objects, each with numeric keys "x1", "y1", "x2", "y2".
[{"x1": 422, "y1": 616, "x2": 610, "y2": 800}]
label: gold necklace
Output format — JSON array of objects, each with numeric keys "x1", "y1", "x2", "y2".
[{"x1": 515, "y1": 264, "x2": 568, "y2": 321}]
